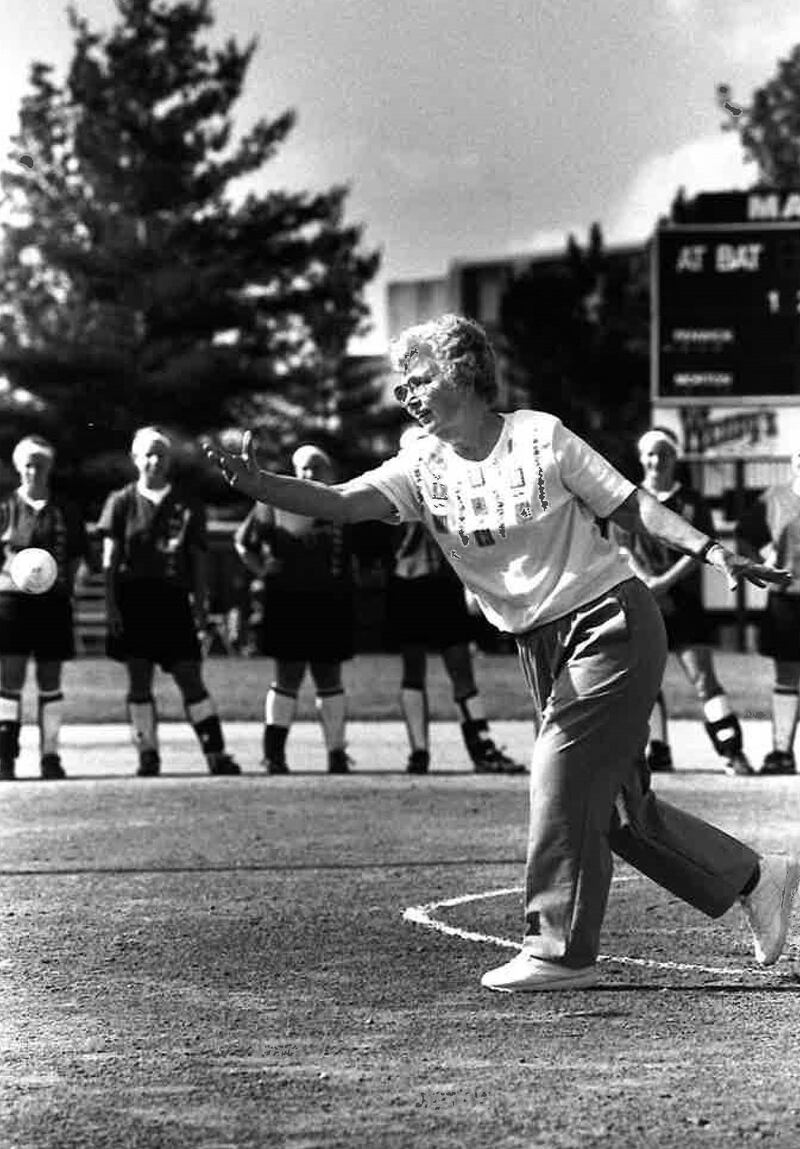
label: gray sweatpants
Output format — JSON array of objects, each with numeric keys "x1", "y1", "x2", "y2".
[{"x1": 516, "y1": 577, "x2": 759, "y2": 968}]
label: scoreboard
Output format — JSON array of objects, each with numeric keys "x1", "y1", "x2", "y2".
[{"x1": 654, "y1": 213, "x2": 800, "y2": 405}]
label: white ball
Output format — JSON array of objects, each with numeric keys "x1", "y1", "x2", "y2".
[{"x1": 9, "y1": 547, "x2": 58, "y2": 595}]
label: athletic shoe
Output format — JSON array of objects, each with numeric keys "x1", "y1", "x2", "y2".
[
  {"x1": 724, "y1": 751, "x2": 754, "y2": 777},
  {"x1": 328, "y1": 749, "x2": 352, "y2": 774},
  {"x1": 481, "y1": 947, "x2": 598, "y2": 992},
  {"x1": 207, "y1": 752, "x2": 241, "y2": 776},
  {"x1": 40, "y1": 754, "x2": 66, "y2": 780},
  {"x1": 406, "y1": 749, "x2": 430, "y2": 775},
  {"x1": 472, "y1": 741, "x2": 527, "y2": 775},
  {"x1": 137, "y1": 749, "x2": 161, "y2": 777},
  {"x1": 760, "y1": 750, "x2": 796, "y2": 776},
  {"x1": 740, "y1": 853, "x2": 800, "y2": 966},
  {"x1": 262, "y1": 756, "x2": 289, "y2": 776},
  {"x1": 0, "y1": 760, "x2": 15, "y2": 781},
  {"x1": 646, "y1": 740, "x2": 674, "y2": 773}
]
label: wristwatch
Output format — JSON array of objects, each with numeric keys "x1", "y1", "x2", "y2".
[{"x1": 696, "y1": 538, "x2": 722, "y2": 563}]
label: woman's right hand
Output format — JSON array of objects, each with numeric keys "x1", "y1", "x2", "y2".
[{"x1": 202, "y1": 431, "x2": 261, "y2": 498}]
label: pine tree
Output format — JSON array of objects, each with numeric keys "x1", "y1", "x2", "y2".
[
  {"x1": 243, "y1": 351, "x2": 402, "y2": 478},
  {"x1": 0, "y1": 0, "x2": 379, "y2": 500},
  {"x1": 716, "y1": 51, "x2": 800, "y2": 186}
]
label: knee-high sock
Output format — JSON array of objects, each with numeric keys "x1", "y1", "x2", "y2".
[
  {"x1": 703, "y1": 692, "x2": 743, "y2": 758},
  {"x1": 0, "y1": 691, "x2": 21, "y2": 763},
  {"x1": 771, "y1": 685, "x2": 799, "y2": 754},
  {"x1": 38, "y1": 690, "x2": 63, "y2": 757},
  {"x1": 186, "y1": 694, "x2": 224, "y2": 754},
  {"x1": 648, "y1": 691, "x2": 669, "y2": 745},
  {"x1": 316, "y1": 687, "x2": 346, "y2": 752},
  {"x1": 265, "y1": 686, "x2": 297, "y2": 730},
  {"x1": 400, "y1": 687, "x2": 428, "y2": 751},
  {"x1": 127, "y1": 697, "x2": 159, "y2": 753}
]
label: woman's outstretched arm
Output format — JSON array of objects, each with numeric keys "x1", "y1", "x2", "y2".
[{"x1": 202, "y1": 432, "x2": 397, "y2": 524}]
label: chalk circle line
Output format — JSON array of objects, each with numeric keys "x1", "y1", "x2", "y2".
[{"x1": 402, "y1": 877, "x2": 798, "y2": 978}]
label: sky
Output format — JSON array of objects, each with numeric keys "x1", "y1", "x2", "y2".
[{"x1": 2, "y1": 0, "x2": 800, "y2": 352}]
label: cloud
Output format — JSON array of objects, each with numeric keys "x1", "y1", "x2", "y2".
[
  {"x1": 657, "y1": 0, "x2": 800, "y2": 73},
  {"x1": 526, "y1": 227, "x2": 578, "y2": 252},
  {"x1": 381, "y1": 147, "x2": 482, "y2": 190},
  {"x1": 605, "y1": 133, "x2": 753, "y2": 244},
  {"x1": 713, "y1": 3, "x2": 800, "y2": 66},
  {"x1": 661, "y1": 0, "x2": 699, "y2": 14},
  {"x1": 508, "y1": 226, "x2": 585, "y2": 259}
]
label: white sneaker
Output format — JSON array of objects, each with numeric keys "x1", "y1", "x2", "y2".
[
  {"x1": 740, "y1": 854, "x2": 800, "y2": 966},
  {"x1": 481, "y1": 948, "x2": 598, "y2": 992}
]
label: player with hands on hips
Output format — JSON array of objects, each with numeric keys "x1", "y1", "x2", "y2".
[
  {"x1": 98, "y1": 427, "x2": 240, "y2": 777},
  {"x1": 203, "y1": 314, "x2": 796, "y2": 994},
  {"x1": 234, "y1": 444, "x2": 356, "y2": 775},
  {"x1": 610, "y1": 427, "x2": 752, "y2": 776}
]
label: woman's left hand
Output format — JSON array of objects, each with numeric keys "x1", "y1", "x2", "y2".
[
  {"x1": 707, "y1": 544, "x2": 792, "y2": 591},
  {"x1": 202, "y1": 431, "x2": 261, "y2": 497}
]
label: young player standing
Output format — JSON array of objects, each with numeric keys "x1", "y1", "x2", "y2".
[
  {"x1": 234, "y1": 445, "x2": 355, "y2": 775},
  {"x1": 98, "y1": 427, "x2": 239, "y2": 777},
  {"x1": 0, "y1": 436, "x2": 90, "y2": 780},
  {"x1": 610, "y1": 428, "x2": 752, "y2": 776}
]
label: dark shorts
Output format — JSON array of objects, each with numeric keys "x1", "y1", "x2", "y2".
[
  {"x1": 758, "y1": 593, "x2": 800, "y2": 661},
  {"x1": 0, "y1": 589, "x2": 75, "y2": 661},
  {"x1": 659, "y1": 594, "x2": 712, "y2": 650},
  {"x1": 107, "y1": 578, "x2": 201, "y2": 670},
  {"x1": 256, "y1": 579, "x2": 354, "y2": 663},
  {"x1": 386, "y1": 572, "x2": 475, "y2": 652}
]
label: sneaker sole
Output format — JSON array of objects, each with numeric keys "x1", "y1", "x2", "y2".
[{"x1": 481, "y1": 966, "x2": 599, "y2": 993}]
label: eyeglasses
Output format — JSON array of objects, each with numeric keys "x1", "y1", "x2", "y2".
[{"x1": 393, "y1": 372, "x2": 435, "y2": 406}]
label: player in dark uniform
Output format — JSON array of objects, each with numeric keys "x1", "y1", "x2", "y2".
[
  {"x1": 389, "y1": 428, "x2": 524, "y2": 774},
  {"x1": 736, "y1": 447, "x2": 800, "y2": 774},
  {"x1": 234, "y1": 445, "x2": 355, "y2": 775},
  {"x1": 98, "y1": 427, "x2": 239, "y2": 777},
  {"x1": 611, "y1": 428, "x2": 752, "y2": 776},
  {"x1": 0, "y1": 436, "x2": 90, "y2": 780}
]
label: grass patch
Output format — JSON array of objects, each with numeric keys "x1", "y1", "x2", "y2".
[{"x1": 48, "y1": 649, "x2": 777, "y2": 724}]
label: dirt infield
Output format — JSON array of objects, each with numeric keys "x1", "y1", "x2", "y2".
[{"x1": 1, "y1": 723, "x2": 799, "y2": 1148}]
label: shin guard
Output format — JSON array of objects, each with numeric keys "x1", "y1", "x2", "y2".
[
  {"x1": 0, "y1": 691, "x2": 21, "y2": 768},
  {"x1": 703, "y1": 694, "x2": 743, "y2": 758},
  {"x1": 186, "y1": 695, "x2": 224, "y2": 754}
]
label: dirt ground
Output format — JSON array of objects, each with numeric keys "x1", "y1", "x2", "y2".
[{"x1": 1, "y1": 724, "x2": 799, "y2": 1148}]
